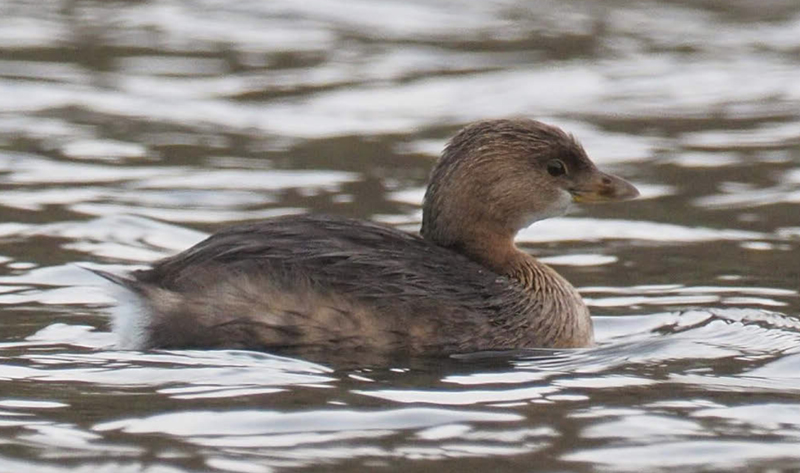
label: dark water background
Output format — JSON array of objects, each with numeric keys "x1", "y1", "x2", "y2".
[{"x1": 1, "y1": 0, "x2": 800, "y2": 471}]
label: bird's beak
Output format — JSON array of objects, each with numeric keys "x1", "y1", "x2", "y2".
[{"x1": 570, "y1": 171, "x2": 639, "y2": 203}]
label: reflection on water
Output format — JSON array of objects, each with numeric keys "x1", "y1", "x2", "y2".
[{"x1": 1, "y1": 0, "x2": 800, "y2": 472}]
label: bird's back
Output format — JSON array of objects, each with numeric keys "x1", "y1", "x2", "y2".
[{"x1": 119, "y1": 215, "x2": 540, "y2": 358}]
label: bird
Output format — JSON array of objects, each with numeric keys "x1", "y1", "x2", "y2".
[{"x1": 92, "y1": 118, "x2": 639, "y2": 362}]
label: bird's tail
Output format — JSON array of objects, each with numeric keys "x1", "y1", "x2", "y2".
[
  {"x1": 80, "y1": 266, "x2": 140, "y2": 292},
  {"x1": 79, "y1": 265, "x2": 151, "y2": 349}
]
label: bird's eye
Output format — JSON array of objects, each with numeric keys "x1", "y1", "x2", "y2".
[{"x1": 547, "y1": 159, "x2": 567, "y2": 177}]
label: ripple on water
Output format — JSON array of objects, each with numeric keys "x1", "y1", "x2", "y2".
[
  {"x1": 517, "y1": 218, "x2": 766, "y2": 243},
  {"x1": 3, "y1": 303, "x2": 800, "y2": 471},
  {"x1": 585, "y1": 285, "x2": 797, "y2": 309},
  {"x1": 564, "y1": 440, "x2": 800, "y2": 472},
  {"x1": 1, "y1": 0, "x2": 800, "y2": 471}
]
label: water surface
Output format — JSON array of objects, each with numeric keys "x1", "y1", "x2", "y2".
[{"x1": 1, "y1": 0, "x2": 800, "y2": 471}]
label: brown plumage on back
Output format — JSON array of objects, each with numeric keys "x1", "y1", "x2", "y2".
[{"x1": 96, "y1": 118, "x2": 639, "y2": 361}]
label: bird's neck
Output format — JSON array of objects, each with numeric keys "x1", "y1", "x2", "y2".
[{"x1": 437, "y1": 226, "x2": 534, "y2": 286}]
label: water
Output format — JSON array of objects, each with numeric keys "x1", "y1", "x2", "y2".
[{"x1": 1, "y1": 0, "x2": 800, "y2": 471}]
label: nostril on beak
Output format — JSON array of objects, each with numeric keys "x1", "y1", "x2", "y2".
[{"x1": 601, "y1": 176, "x2": 612, "y2": 186}]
